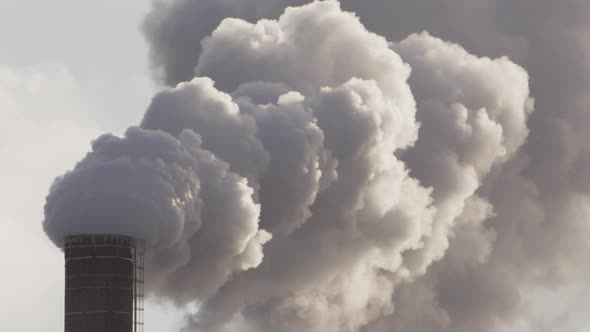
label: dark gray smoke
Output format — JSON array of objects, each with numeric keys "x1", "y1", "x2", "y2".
[{"x1": 43, "y1": 0, "x2": 590, "y2": 331}]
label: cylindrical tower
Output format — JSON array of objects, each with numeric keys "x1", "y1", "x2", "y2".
[{"x1": 64, "y1": 234, "x2": 144, "y2": 332}]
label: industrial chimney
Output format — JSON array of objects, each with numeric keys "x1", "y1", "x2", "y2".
[{"x1": 64, "y1": 234, "x2": 145, "y2": 332}]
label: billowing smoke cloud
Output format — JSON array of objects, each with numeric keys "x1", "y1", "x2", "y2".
[
  {"x1": 43, "y1": 0, "x2": 590, "y2": 331},
  {"x1": 44, "y1": 124, "x2": 271, "y2": 299}
]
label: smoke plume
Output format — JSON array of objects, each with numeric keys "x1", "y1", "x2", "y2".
[{"x1": 43, "y1": 0, "x2": 590, "y2": 331}]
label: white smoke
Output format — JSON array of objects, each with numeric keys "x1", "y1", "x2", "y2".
[
  {"x1": 44, "y1": 124, "x2": 271, "y2": 300},
  {"x1": 43, "y1": 0, "x2": 590, "y2": 331}
]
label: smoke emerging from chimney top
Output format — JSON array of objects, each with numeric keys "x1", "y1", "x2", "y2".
[{"x1": 44, "y1": 1, "x2": 590, "y2": 331}]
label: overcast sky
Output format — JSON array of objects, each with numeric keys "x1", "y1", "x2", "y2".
[{"x1": 1, "y1": 1, "x2": 589, "y2": 332}]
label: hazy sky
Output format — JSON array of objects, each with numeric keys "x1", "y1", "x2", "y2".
[
  {"x1": 0, "y1": 1, "x2": 183, "y2": 331},
  {"x1": 1, "y1": 1, "x2": 589, "y2": 331}
]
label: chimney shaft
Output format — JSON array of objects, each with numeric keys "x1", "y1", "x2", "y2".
[{"x1": 64, "y1": 234, "x2": 144, "y2": 332}]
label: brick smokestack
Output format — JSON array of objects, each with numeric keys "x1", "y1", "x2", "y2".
[{"x1": 64, "y1": 235, "x2": 144, "y2": 332}]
